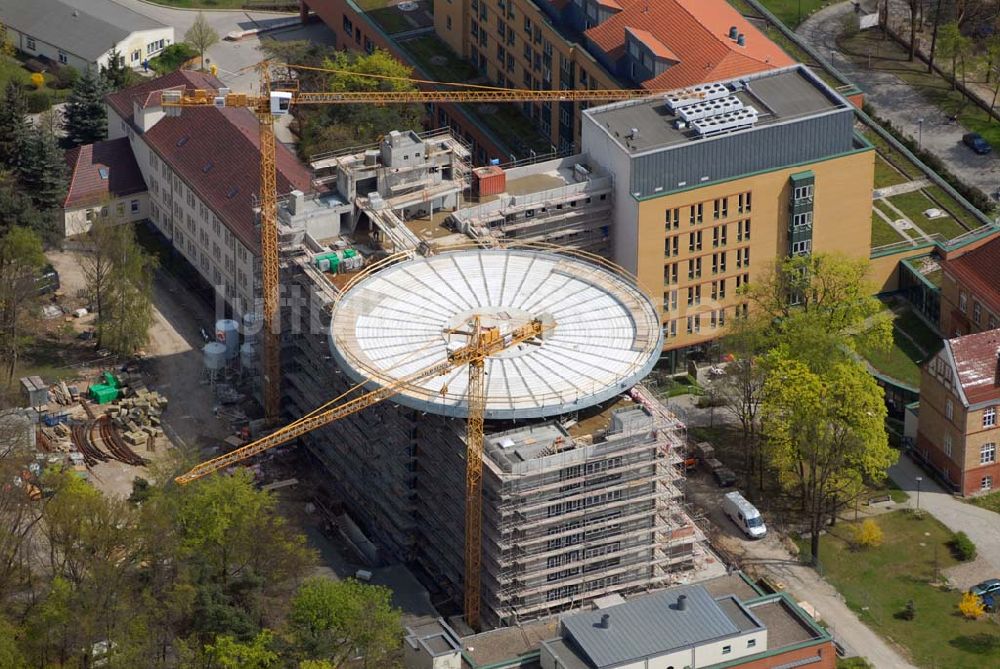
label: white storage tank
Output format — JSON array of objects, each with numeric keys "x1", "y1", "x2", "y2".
[
  {"x1": 240, "y1": 342, "x2": 256, "y2": 370},
  {"x1": 215, "y1": 319, "x2": 240, "y2": 360},
  {"x1": 203, "y1": 342, "x2": 227, "y2": 371}
]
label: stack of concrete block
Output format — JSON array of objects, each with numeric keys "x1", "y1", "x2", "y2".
[{"x1": 106, "y1": 389, "x2": 168, "y2": 449}]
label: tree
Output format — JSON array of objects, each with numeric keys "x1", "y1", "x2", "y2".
[
  {"x1": 0, "y1": 177, "x2": 52, "y2": 237},
  {"x1": 762, "y1": 357, "x2": 896, "y2": 565},
  {"x1": 186, "y1": 13, "x2": 219, "y2": 70},
  {"x1": 909, "y1": 0, "x2": 919, "y2": 60},
  {"x1": 0, "y1": 81, "x2": 29, "y2": 170},
  {"x1": 17, "y1": 113, "x2": 67, "y2": 212},
  {"x1": 81, "y1": 217, "x2": 156, "y2": 355},
  {"x1": 288, "y1": 577, "x2": 402, "y2": 668},
  {"x1": 936, "y1": 22, "x2": 967, "y2": 90},
  {"x1": 63, "y1": 67, "x2": 107, "y2": 147},
  {"x1": 288, "y1": 48, "x2": 424, "y2": 157},
  {"x1": 0, "y1": 227, "x2": 45, "y2": 381},
  {"x1": 100, "y1": 46, "x2": 131, "y2": 92},
  {"x1": 204, "y1": 630, "x2": 279, "y2": 669},
  {"x1": 742, "y1": 253, "x2": 892, "y2": 373},
  {"x1": 718, "y1": 314, "x2": 770, "y2": 489}
]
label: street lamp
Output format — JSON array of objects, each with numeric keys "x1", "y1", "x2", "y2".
[
  {"x1": 915, "y1": 476, "x2": 923, "y2": 510},
  {"x1": 917, "y1": 118, "x2": 924, "y2": 150}
]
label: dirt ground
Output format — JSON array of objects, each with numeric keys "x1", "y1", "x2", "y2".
[{"x1": 44, "y1": 249, "x2": 232, "y2": 497}]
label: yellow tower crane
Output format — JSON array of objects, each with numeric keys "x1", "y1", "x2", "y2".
[{"x1": 165, "y1": 69, "x2": 659, "y2": 629}]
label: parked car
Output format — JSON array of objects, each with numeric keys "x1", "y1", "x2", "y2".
[
  {"x1": 963, "y1": 132, "x2": 992, "y2": 155},
  {"x1": 36, "y1": 264, "x2": 59, "y2": 295},
  {"x1": 713, "y1": 466, "x2": 737, "y2": 487},
  {"x1": 722, "y1": 490, "x2": 766, "y2": 538},
  {"x1": 970, "y1": 578, "x2": 1000, "y2": 598}
]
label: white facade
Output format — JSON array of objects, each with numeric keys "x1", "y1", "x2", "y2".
[
  {"x1": 107, "y1": 108, "x2": 258, "y2": 316},
  {"x1": 11, "y1": 25, "x2": 173, "y2": 72},
  {"x1": 63, "y1": 192, "x2": 149, "y2": 237}
]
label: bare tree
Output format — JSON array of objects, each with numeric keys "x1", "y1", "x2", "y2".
[{"x1": 185, "y1": 13, "x2": 219, "y2": 71}]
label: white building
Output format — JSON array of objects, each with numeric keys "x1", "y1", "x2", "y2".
[
  {"x1": 0, "y1": 0, "x2": 174, "y2": 71},
  {"x1": 105, "y1": 71, "x2": 315, "y2": 316}
]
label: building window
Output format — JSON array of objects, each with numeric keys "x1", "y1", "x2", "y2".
[
  {"x1": 973, "y1": 301, "x2": 982, "y2": 325},
  {"x1": 984, "y1": 476, "x2": 994, "y2": 491},
  {"x1": 792, "y1": 212, "x2": 813, "y2": 228},
  {"x1": 943, "y1": 432, "x2": 952, "y2": 457},
  {"x1": 989, "y1": 314, "x2": 998, "y2": 330},
  {"x1": 665, "y1": 207, "x2": 679, "y2": 229},
  {"x1": 343, "y1": 15, "x2": 353, "y2": 35},
  {"x1": 982, "y1": 443, "x2": 997, "y2": 465},
  {"x1": 58, "y1": 51, "x2": 68, "y2": 64},
  {"x1": 747, "y1": 639, "x2": 757, "y2": 648},
  {"x1": 793, "y1": 184, "x2": 813, "y2": 201},
  {"x1": 737, "y1": 219, "x2": 751, "y2": 241},
  {"x1": 722, "y1": 645, "x2": 732, "y2": 655},
  {"x1": 713, "y1": 225, "x2": 727, "y2": 248},
  {"x1": 446, "y1": 16, "x2": 452, "y2": 29},
  {"x1": 664, "y1": 235, "x2": 678, "y2": 258},
  {"x1": 686, "y1": 314, "x2": 700, "y2": 334},
  {"x1": 986, "y1": 407, "x2": 998, "y2": 428},
  {"x1": 26, "y1": 37, "x2": 36, "y2": 50},
  {"x1": 687, "y1": 257, "x2": 702, "y2": 280},
  {"x1": 959, "y1": 292, "x2": 968, "y2": 313},
  {"x1": 688, "y1": 230, "x2": 702, "y2": 252},
  {"x1": 689, "y1": 202, "x2": 703, "y2": 225},
  {"x1": 791, "y1": 240, "x2": 812, "y2": 256},
  {"x1": 946, "y1": 398, "x2": 954, "y2": 420},
  {"x1": 713, "y1": 198, "x2": 728, "y2": 219}
]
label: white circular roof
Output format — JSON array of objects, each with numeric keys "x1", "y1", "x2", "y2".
[{"x1": 329, "y1": 248, "x2": 662, "y2": 419}]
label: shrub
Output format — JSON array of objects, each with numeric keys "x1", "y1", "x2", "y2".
[
  {"x1": 951, "y1": 531, "x2": 977, "y2": 561},
  {"x1": 29, "y1": 72, "x2": 44, "y2": 90},
  {"x1": 25, "y1": 89, "x2": 51, "y2": 113},
  {"x1": 150, "y1": 43, "x2": 198, "y2": 74},
  {"x1": 852, "y1": 519, "x2": 884, "y2": 549},
  {"x1": 52, "y1": 65, "x2": 78, "y2": 89},
  {"x1": 959, "y1": 591, "x2": 986, "y2": 620},
  {"x1": 900, "y1": 599, "x2": 916, "y2": 620}
]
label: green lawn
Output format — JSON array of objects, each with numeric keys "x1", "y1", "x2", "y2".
[
  {"x1": 145, "y1": 0, "x2": 251, "y2": 7},
  {"x1": 810, "y1": 511, "x2": 1000, "y2": 669},
  {"x1": 353, "y1": 0, "x2": 420, "y2": 35},
  {"x1": 400, "y1": 36, "x2": 478, "y2": 83},
  {"x1": 856, "y1": 299, "x2": 940, "y2": 387},
  {"x1": 968, "y1": 490, "x2": 1000, "y2": 515},
  {"x1": 874, "y1": 155, "x2": 909, "y2": 189},
  {"x1": 871, "y1": 210, "x2": 908, "y2": 247},
  {"x1": 923, "y1": 186, "x2": 986, "y2": 232},
  {"x1": 887, "y1": 191, "x2": 967, "y2": 240},
  {"x1": 0, "y1": 55, "x2": 31, "y2": 89},
  {"x1": 757, "y1": 0, "x2": 835, "y2": 29}
]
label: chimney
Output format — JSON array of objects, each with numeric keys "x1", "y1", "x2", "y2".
[
  {"x1": 599, "y1": 614, "x2": 611, "y2": 629},
  {"x1": 729, "y1": 26, "x2": 739, "y2": 40},
  {"x1": 677, "y1": 594, "x2": 688, "y2": 611}
]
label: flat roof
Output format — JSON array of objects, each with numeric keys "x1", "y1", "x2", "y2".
[
  {"x1": 330, "y1": 248, "x2": 662, "y2": 419},
  {"x1": 585, "y1": 66, "x2": 846, "y2": 155},
  {"x1": 559, "y1": 584, "x2": 761, "y2": 667},
  {"x1": 746, "y1": 598, "x2": 823, "y2": 651}
]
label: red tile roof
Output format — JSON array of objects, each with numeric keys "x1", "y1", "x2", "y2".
[
  {"x1": 945, "y1": 328, "x2": 1000, "y2": 406},
  {"x1": 625, "y1": 27, "x2": 678, "y2": 61},
  {"x1": 584, "y1": 0, "x2": 793, "y2": 90},
  {"x1": 106, "y1": 71, "x2": 313, "y2": 253},
  {"x1": 64, "y1": 137, "x2": 146, "y2": 209},
  {"x1": 941, "y1": 235, "x2": 1000, "y2": 316}
]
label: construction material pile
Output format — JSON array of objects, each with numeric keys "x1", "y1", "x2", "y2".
[{"x1": 106, "y1": 386, "x2": 168, "y2": 450}]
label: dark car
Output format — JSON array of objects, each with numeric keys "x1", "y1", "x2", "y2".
[
  {"x1": 970, "y1": 578, "x2": 1000, "y2": 598},
  {"x1": 963, "y1": 132, "x2": 992, "y2": 155},
  {"x1": 36, "y1": 264, "x2": 59, "y2": 295},
  {"x1": 713, "y1": 466, "x2": 737, "y2": 487}
]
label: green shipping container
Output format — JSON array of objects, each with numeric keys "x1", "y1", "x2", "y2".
[
  {"x1": 89, "y1": 384, "x2": 118, "y2": 404},
  {"x1": 102, "y1": 372, "x2": 120, "y2": 388}
]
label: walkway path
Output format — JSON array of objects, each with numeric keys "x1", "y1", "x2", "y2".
[
  {"x1": 874, "y1": 177, "x2": 930, "y2": 198},
  {"x1": 889, "y1": 454, "x2": 1000, "y2": 576},
  {"x1": 877, "y1": 197, "x2": 934, "y2": 242},
  {"x1": 797, "y1": 2, "x2": 1000, "y2": 198}
]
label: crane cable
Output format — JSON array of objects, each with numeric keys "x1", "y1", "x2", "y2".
[{"x1": 285, "y1": 62, "x2": 527, "y2": 93}]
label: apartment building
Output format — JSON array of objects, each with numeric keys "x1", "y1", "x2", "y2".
[
  {"x1": 939, "y1": 235, "x2": 1000, "y2": 337},
  {"x1": 580, "y1": 66, "x2": 874, "y2": 367},
  {"x1": 433, "y1": 0, "x2": 793, "y2": 152},
  {"x1": 104, "y1": 71, "x2": 313, "y2": 316},
  {"x1": 62, "y1": 137, "x2": 149, "y2": 237},
  {"x1": 916, "y1": 328, "x2": 1000, "y2": 495}
]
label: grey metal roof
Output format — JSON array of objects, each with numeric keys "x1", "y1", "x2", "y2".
[
  {"x1": 560, "y1": 585, "x2": 747, "y2": 668},
  {"x1": 0, "y1": 0, "x2": 167, "y2": 62}
]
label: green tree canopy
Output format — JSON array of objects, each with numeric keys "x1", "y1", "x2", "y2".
[
  {"x1": 762, "y1": 356, "x2": 896, "y2": 563},
  {"x1": 64, "y1": 67, "x2": 108, "y2": 147},
  {"x1": 100, "y1": 46, "x2": 132, "y2": 91},
  {"x1": 17, "y1": 114, "x2": 67, "y2": 212},
  {"x1": 288, "y1": 577, "x2": 402, "y2": 668},
  {"x1": 0, "y1": 80, "x2": 29, "y2": 170},
  {"x1": 0, "y1": 227, "x2": 45, "y2": 380}
]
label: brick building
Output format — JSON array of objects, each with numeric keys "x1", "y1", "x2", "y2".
[
  {"x1": 916, "y1": 328, "x2": 1000, "y2": 495},
  {"x1": 939, "y1": 235, "x2": 1000, "y2": 337}
]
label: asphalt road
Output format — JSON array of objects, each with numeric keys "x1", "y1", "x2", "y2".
[{"x1": 107, "y1": 0, "x2": 336, "y2": 91}]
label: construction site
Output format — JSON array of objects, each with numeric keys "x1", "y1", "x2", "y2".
[{"x1": 185, "y1": 127, "x2": 714, "y2": 629}]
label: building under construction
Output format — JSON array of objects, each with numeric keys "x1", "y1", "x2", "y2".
[{"x1": 267, "y1": 131, "x2": 706, "y2": 629}]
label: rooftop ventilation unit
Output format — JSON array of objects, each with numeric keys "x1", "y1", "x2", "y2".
[
  {"x1": 678, "y1": 95, "x2": 744, "y2": 122},
  {"x1": 692, "y1": 106, "x2": 759, "y2": 137},
  {"x1": 664, "y1": 82, "x2": 729, "y2": 111}
]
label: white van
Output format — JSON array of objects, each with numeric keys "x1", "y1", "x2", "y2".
[{"x1": 722, "y1": 491, "x2": 766, "y2": 539}]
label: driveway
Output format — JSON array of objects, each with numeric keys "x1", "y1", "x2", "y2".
[
  {"x1": 107, "y1": 0, "x2": 336, "y2": 91},
  {"x1": 684, "y1": 473, "x2": 918, "y2": 668},
  {"x1": 890, "y1": 454, "x2": 1000, "y2": 576},
  {"x1": 797, "y1": 1, "x2": 1000, "y2": 199}
]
